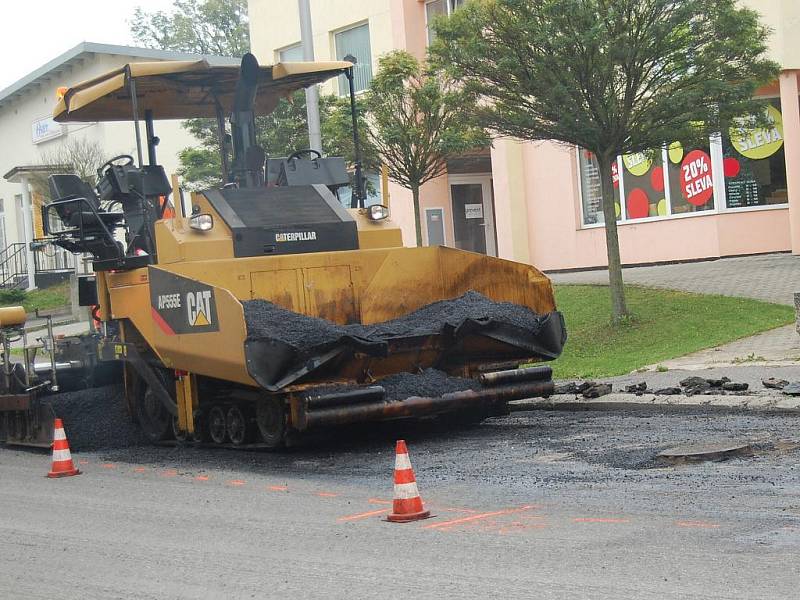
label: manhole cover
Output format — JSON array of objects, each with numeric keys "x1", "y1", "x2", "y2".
[{"x1": 657, "y1": 441, "x2": 753, "y2": 465}]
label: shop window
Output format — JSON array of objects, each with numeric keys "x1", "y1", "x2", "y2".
[
  {"x1": 335, "y1": 23, "x2": 373, "y2": 95},
  {"x1": 578, "y1": 150, "x2": 621, "y2": 225},
  {"x1": 279, "y1": 43, "x2": 304, "y2": 63},
  {"x1": 722, "y1": 98, "x2": 787, "y2": 208},
  {"x1": 620, "y1": 151, "x2": 667, "y2": 219},
  {"x1": 666, "y1": 142, "x2": 715, "y2": 215}
]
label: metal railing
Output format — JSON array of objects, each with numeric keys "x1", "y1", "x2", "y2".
[
  {"x1": 0, "y1": 242, "x2": 86, "y2": 290},
  {"x1": 0, "y1": 243, "x2": 27, "y2": 289},
  {"x1": 33, "y1": 247, "x2": 77, "y2": 274}
]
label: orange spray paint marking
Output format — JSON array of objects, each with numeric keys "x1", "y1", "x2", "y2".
[
  {"x1": 227, "y1": 479, "x2": 246, "y2": 487},
  {"x1": 676, "y1": 520, "x2": 720, "y2": 529},
  {"x1": 367, "y1": 498, "x2": 392, "y2": 505},
  {"x1": 573, "y1": 517, "x2": 630, "y2": 524},
  {"x1": 101, "y1": 463, "x2": 116, "y2": 469},
  {"x1": 78, "y1": 459, "x2": 90, "y2": 465},
  {"x1": 437, "y1": 506, "x2": 478, "y2": 514},
  {"x1": 424, "y1": 505, "x2": 535, "y2": 530},
  {"x1": 194, "y1": 475, "x2": 210, "y2": 482},
  {"x1": 268, "y1": 485, "x2": 288, "y2": 492},
  {"x1": 315, "y1": 492, "x2": 338, "y2": 498},
  {"x1": 160, "y1": 469, "x2": 178, "y2": 478},
  {"x1": 133, "y1": 467, "x2": 147, "y2": 473},
  {"x1": 337, "y1": 508, "x2": 390, "y2": 522}
]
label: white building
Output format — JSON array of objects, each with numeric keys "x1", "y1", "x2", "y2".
[{"x1": 0, "y1": 42, "x2": 237, "y2": 288}]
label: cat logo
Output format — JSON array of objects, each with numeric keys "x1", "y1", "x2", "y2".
[{"x1": 186, "y1": 290, "x2": 213, "y2": 327}]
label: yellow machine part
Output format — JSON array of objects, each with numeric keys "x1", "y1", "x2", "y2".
[
  {"x1": 0, "y1": 306, "x2": 26, "y2": 327},
  {"x1": 104, "y1": 245, "x2": 555, "y2": 387},
  {"x1": 154, "y1": 193, "x2": 404, "y2": 264}
]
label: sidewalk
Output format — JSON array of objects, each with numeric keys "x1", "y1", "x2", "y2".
[{"x1": 549, "y1": 252, "x2": 800, "y2": 305}]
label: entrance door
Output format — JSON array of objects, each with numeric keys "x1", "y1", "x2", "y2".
[
  {"x1": 425, "y1": 208, "x2": 445, "y2": 246},
  {"x1": 449, "y1": 176, "x2": 496, "y2": 255}
]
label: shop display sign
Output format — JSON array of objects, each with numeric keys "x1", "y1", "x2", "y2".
[
  {"x1": 730, "y1": 105, "x2": 784, "y2": 160},
  {"x1": 622, "y1": 152, "x2": 652, "y2": 177},
  {"x1": 464, "y1": 203, "x2": 483, "y2": 219},
  {"x1": 680, "y1": 150, "x2": 714, "y2": 206}
]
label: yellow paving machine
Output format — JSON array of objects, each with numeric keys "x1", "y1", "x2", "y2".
[{"x1": 1, "y1": 54, "x2": 565, "y2": 448}]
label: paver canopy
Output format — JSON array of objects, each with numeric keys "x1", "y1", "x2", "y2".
[{"x1": 53, "y1": 59, "x2": 352, "y2": 122}]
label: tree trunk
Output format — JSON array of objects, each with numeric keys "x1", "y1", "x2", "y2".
[
  {"x1": 597, "y1": 153, "x2": 629, "y2": 324},
  {"x1": 411, "y1": 184, "x2": 423, "y2": 247}
]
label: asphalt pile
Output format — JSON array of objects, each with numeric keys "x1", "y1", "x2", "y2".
[
  {"x1": 44, "y1": 385, "x2": 147, "y2": 451},
  {"x1": 243, "y1": 290, "x2": 547, "y2": 352}
]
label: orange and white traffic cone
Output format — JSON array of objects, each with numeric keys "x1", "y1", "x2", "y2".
[
  {"x1": 47, "y1": 418, "x2": 81, "y2": 478},
  {"x1": 385, "y1": 440, "x2": 432, "y2": 523}
]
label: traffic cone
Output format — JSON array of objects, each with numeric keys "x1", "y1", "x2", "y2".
[
  {"x1": 385, "y1": 440, "x2": 432, "y2": 523},
  {"x1": 47, "y1": 418, "x2": 81, "y2": 478}
]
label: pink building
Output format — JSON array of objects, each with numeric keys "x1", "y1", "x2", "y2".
[{"x1": 249, "y1": 0, "x2": 800, "y2": 271}]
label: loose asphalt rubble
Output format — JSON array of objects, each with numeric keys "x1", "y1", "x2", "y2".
[{"x1": 44, "y1": 384, "x2": 148, "y2": 452}]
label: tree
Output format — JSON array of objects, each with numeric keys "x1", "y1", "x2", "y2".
[
  {"x1": 30, "y1": 138, "x2": 107, "y2": 198},
  {"x1": 178, "y1": 91, "x2": 379, "y2": 190},
  {"x1": 431, "y1": 0, "x2": 779, "y2": 323},
  {"x1": 132, "y1": 1, "x2": 375, "y2": 193},
  {"x1": 365, "y1": 51, "x2": 488, "y2": 246},
  {"x1": 130, "y1": 0, "x2": 249, "y2": 57}
]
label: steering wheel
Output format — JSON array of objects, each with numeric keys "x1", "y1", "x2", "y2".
[
  {"x1": 288, "y1": 149, "x2": 322, "y2": 161},
  {"x1": 97, "y1": 154, "x2": 135, "y2": 177}
]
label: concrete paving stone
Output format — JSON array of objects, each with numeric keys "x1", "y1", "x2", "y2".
[{"x1": 549, "y1": 252, "x2": 800, "y2": 305}]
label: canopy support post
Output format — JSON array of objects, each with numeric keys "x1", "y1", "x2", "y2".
[
  {"x1": 345, "y1": 66, "x2": 365, "y2": 209},
  {"x1": 144, "y1": 109, "x2": 158, "y2": 166},
  {"x1": 215, "y1": 99, "x2": 230, "y2": 184},
  {"x1": 128, "y1": 73, "x2": 144, "y2": 167}
]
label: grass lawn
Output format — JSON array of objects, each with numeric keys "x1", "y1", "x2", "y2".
[
  {"x1": 0, "y1": 282, "x2": 71, "y2": 314},
  {"x1": 549, "y1": 285, "x2": 795, "y2": 379}
]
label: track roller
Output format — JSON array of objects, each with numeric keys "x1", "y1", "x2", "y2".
[
  {"x1": 208, "y1": 405, "x2": 228, "y2": 444},
  {"x1": 256, "y1": 396, "x2": 286, "y2": 448},
  {"x1": 226, "y1": 405, "x2": 253, "y2": 446}
]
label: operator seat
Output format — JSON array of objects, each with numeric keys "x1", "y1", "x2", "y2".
[{"x1": 48, "y1": 174, "x2": 123, "y2": 230}]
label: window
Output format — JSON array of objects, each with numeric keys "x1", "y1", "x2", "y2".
[
  {"x1": 578, "y1": 99, "x2": 789, "y2": 227},
  {"x1": 335, "y1": 23, "x2": 373, "y2": 95},
  {"x1": 620, "y1": 150, "x2": 669, "y2": 219},
  {"x1": 666, "y1": 142, "x2": 714, "y2": 215},
  {"x1": 722, "y1": 98, "x2": 787, "y2": 208},
  {"x1": 578, "y1": 150, "x2": 621, "y2": 225},
  {"x1": 426, "y1": 0, "x2": 465, "y2": 45},
  {"x1": 279, "y1": 43, "x2": 304, "y2": 62}
]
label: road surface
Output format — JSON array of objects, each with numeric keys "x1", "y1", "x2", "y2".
[{"x1": 1, "y1": 407, "x2": 799, "y2": 599}]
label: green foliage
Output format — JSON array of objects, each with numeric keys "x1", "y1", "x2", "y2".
[
  {"x1": 179, "y1": 91, "x2": 378, "y2": 190},
  {"x1": 0, "y1": 288, "x2": 26, "y2": 305},
  {"x1": 0, "y1": 282, "x2": 71, "y2": 313},
  {"x1": 549, "y1": 285, "x2": 794, "y2": 379},
  {"x1": 431, "y1": 0, "x2": 778, "y2": 156},
  {"x1": 133, "y1": 1, "x2": 375, "y2": 193},
  {"x1": 365, "y1": 50, "x2": 489, "y2": 245},
  {"x1": 130, "y1": 0, "x2": 249, "y2": 56},
  {"x1": 177, "y1": 147, "x2": 223, "y2": 191},
  {"x1": 431, "y1": 0, "x2": 779, "y2": 321}
]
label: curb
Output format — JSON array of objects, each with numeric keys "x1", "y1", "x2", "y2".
[
  {"x1": 637, "y1": 360, "x2": 800, "y2": 372},
  {"x1": 509, "y1": 393, "x2": 800, "y2": 413}
]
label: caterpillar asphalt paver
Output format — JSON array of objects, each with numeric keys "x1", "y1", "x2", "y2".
[{"x1": 1, "y1": 54, "x2": 565, "y2": 449}]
